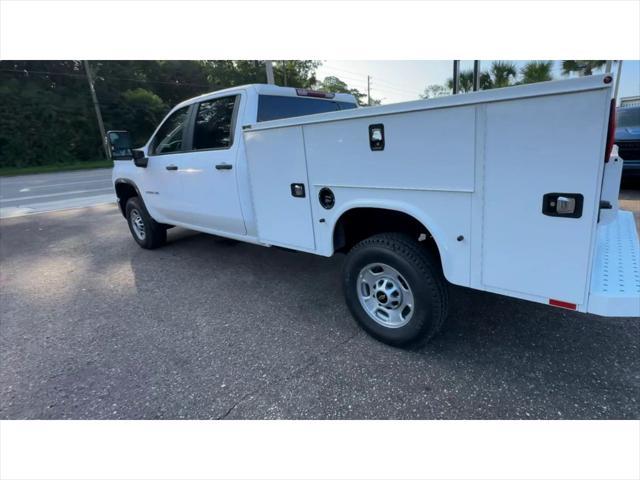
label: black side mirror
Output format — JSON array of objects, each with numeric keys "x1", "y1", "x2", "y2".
[
  {"x1": 132, "y1": 149, "x2": 148, "y2": 168},
  {"x1": 106, "y1": 130, "x2": 133, "y2": 160}
]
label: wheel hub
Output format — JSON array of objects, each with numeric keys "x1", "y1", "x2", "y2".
[
  {"x1": 357, "y1": 263, "x2": 415, "y2": 328},
  {"x1": 130, "y1": 209, "x2": 146, "y2": 240}
]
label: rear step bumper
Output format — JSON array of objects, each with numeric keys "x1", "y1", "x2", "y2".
[{"x1": 587, "y1": 210, "x2": 640, "y2": 317}]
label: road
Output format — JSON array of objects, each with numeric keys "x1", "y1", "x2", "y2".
[
  {"x1": 0, "y1": 169, "x2": 114, "y2": 218},
  {"x1": 1, "y1": 202, "x2": 638, "y2": 419}
]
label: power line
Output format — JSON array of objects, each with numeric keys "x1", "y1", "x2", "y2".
[
  {"x1": 371, "y1": 76, "x2": 420, "y2": 92},
  {"x1": 318, "y1": 69, "x2": 368, "y2": 85},
  {"x1": 371, "y1": 81, "x2": 422, "y2": 97},
  {"x1": 319, "y1": 63, "x2": 371, "y2": 79},
  {"x1": 320, "y1": 66, "x2": 422, "y2": 97}
]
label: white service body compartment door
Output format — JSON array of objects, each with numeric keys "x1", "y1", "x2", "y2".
[
  {"x1": 481, "y1": 89, "x2": 610, "y2": 306},
  {"x1": 244, "y1": 126, "x2": 316, "y2": 251}
]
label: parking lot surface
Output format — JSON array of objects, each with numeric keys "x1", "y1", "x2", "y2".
[{"x1": 0, "y1": 203, "x2": 638, "y2": 419}]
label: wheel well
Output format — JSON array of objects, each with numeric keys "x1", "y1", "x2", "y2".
[
  {"x1": 333, "y1": 207, "x2": 441, "y2": 263},
  {"x1": 114, "y1": 181, "x2": 138, "y2": 217}
]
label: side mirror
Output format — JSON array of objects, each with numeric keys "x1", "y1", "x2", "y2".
[
  {"x1": 132, "y1": 149, "x2": 148, "y2": 168},
  {"x1": 106, "y1": 130, "x2": 133, "y2": 160}
]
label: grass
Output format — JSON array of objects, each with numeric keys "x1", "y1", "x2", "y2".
[{"x1": 0, "y1": 160, "x2": 114, "y2": 177}]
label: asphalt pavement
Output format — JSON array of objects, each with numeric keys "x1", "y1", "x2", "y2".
[
  {"x1": 1, "y1": 202, "x2": 638, "y2": 419},
  {"x1": 0, "y1": 169, "x2": 114, "y2": 218}
]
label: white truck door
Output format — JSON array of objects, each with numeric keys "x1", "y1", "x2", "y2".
[
  {"x1": 243, "y1": 126, "x2": 316, "y2": 251},
  {"x1": 141, "y1": 105, "x2": 191, "y2": 223},
  {"x1": 170, "y1": 95, "x2": 246, "y2": 235},
  {"x1": 481, "y1": 87, "x2": 611, "y2": 307}
]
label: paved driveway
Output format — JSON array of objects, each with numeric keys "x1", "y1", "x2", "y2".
[{"x1": 1, "y1": 204, "x2": 638, "y2": 419}]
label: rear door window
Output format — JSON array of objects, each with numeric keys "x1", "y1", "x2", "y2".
[
  {"x1": 192, "y1": 96, "x2": 238, "y2": 150},
  {"x1": 257, "y1": 95, "x2": 357, "y2": 122}
]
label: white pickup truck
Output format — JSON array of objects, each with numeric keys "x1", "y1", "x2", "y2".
[{"x1": 108, "y1": 75, "x2": 639, "y2": 347}]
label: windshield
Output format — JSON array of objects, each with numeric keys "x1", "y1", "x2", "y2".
[{"x1": 617, "y1": 107, "x2": 640, "y2": 128}]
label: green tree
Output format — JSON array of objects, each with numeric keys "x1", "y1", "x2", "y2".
[
  {"x1": 561, "y1": 60, "x2": 606, "y2": 76},
  {"x1": 317, "y1": 75, "x2": 368, "y2": 105},
  {"x1": 118, "y1": 89, "x2": 167, "y2": 147},
  {"x1": 420, "y1": 84, "x2": 450, "y2": 99},
  {"x1": 274, "y1": 60, "x2": 321, "y2": 88},
  {"x1": 520, "y1": 61, "x2": 554, "y2": 84},
  {"x1": 0, "y1": 60, "x2": 99, "y2": 167},
  {"x1": 488, "y1": 61, "x2": 518, "y2": 88},
  {"x1": 0, "y1": 60, "x2": 323, "y2": 168}
]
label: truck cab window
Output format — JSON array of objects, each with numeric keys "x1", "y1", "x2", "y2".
[
  {"x1": 257, "y1": 95, "x2": 357, "y2": 122},
  {"x1": 192, "y1": 96, "x2": 237, "y2": 150},
  {"x1": 151, "y1": 106, "x2": 189, "y2": 155}
]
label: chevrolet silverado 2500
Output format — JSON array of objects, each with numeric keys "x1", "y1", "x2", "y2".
[{"x1": 108, "y1": 76, "x2": 640, "y2": 347}]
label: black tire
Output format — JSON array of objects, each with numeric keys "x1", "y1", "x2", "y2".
[
  {"x1": 125, "y1": 196, "x2": 166, "y2": 249},
  {"x1": 342, "y1": 233, "x2": 448, "y2": 347}
]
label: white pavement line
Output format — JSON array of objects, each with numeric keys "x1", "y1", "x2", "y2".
[
  {"x1": 15, "y1": 178, "x2": 112, "y2": 191},
  {"x1": 0, "y1": 194, "x2": 117, "y2": 218},
  {"x1": 0, "y1": 172, "x2": 113, "y2": 185},
  {"x1": 0, "y1": 187, "x2": 114, "y2": 203}
]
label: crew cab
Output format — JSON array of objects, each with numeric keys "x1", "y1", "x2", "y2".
[{"x1": 108, "y1": 76, "x2": 640, "y2": 347}]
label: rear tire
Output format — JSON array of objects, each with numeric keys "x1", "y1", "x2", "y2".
[
  {"x1": 342, "y1": 233, "x2": 448, "y2": 347},
  {"x1": 125, "y1": 197, "x2": 166, "y2": 249}
]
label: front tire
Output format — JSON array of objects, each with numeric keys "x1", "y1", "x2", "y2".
[
  {"x1": 125, "y1": 197, "x2": 166, "y2": 249},
  {"x1": 343, "y1": 233, "x2": 448, "y2": 347}
]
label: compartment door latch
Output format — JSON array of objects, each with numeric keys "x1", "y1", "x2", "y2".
[
  {"x1": 290, "y1": 183, "x2": 306, "y2": 198},
  {"x1": 542, "y1": 193, "x2": 584, "y2": 218}
]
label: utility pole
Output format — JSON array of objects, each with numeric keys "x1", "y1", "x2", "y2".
[
  {"x1": 452, "y1": 60, "x2": 460, "y2": 95},
  {"x1": 283, "y1": 60, "x2": 287, "y2": 86},
  {"x1": 265, "y1": 61, "x2": 275, "y2": 84},
  {"x1": 83, "y1": 60, "x2": 110, "y2": 160},
  {"x1": 367, "y1": 75, "x2": 371, "y2": 106},
  {"x1": 473, "y1": 60, "x2": 480, "y2": 91}
]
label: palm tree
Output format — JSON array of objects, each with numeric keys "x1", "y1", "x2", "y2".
[
  {"x1": 489, "y1": 61, "x2": 518, "y2": 88},
  {"x1": 444, "y1": 62, "x2": 516, "y2": 93},
  {"x1": 520, "y1": 61, "x2": 554, "y2": 84},
  {"x1": 446, "y1": 70, "x2": 475, "y2": 93},
  {"x1": 479, "y1": 71, "x2": 493, "y2": 90},
  {"x1": 561, "y1": 60, "x2": 606, "y2": 76}
]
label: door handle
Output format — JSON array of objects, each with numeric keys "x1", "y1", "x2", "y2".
[
  {"x1": 216, "y1": 163, "x2": 233, "y2": 170},
  {"x1": 165, "y1": 164, "x2": 178, "y2": 171}
]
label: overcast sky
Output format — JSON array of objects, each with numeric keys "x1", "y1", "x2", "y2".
[{"x1": 315, "y1": 60, "x2": 640, "y2": 105}]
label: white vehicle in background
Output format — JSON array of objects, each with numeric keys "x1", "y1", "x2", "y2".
[{"x1": 108, "y1": 75, "x2": 639, "y2": 348}]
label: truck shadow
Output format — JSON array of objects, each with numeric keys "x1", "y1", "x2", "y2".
[{"x1": 138, "y1": 229, "x2": 640, "y2": 392}]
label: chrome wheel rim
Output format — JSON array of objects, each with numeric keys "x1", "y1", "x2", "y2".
[
  {"x1": 357, "y1": 263, "x2": 414, "y2": 328},
  {"x1": 130, "y1": 208, "x2": 146, "y2": 241}
]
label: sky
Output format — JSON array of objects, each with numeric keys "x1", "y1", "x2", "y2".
[{"x1": 315, "y1": 60, "x2": 640, "y2": 105}]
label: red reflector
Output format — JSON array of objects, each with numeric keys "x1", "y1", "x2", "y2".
[
  {"x1": 549, "y1": 299, "x2": 577, "y2": 310},
  {"x1": 604, "y1": 98, "x2": 616, "y2": 162},
  {"x1": 296, "y1": 88, "x2": 335, "y2": 99}
]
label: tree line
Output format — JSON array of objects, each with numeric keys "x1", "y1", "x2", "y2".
[
  {"x1": 0, "y1": 60, "x2": 606, "y2": 169},
  {"x1": 0, "y1": 60, "x2": 326, "y2": 169}
]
